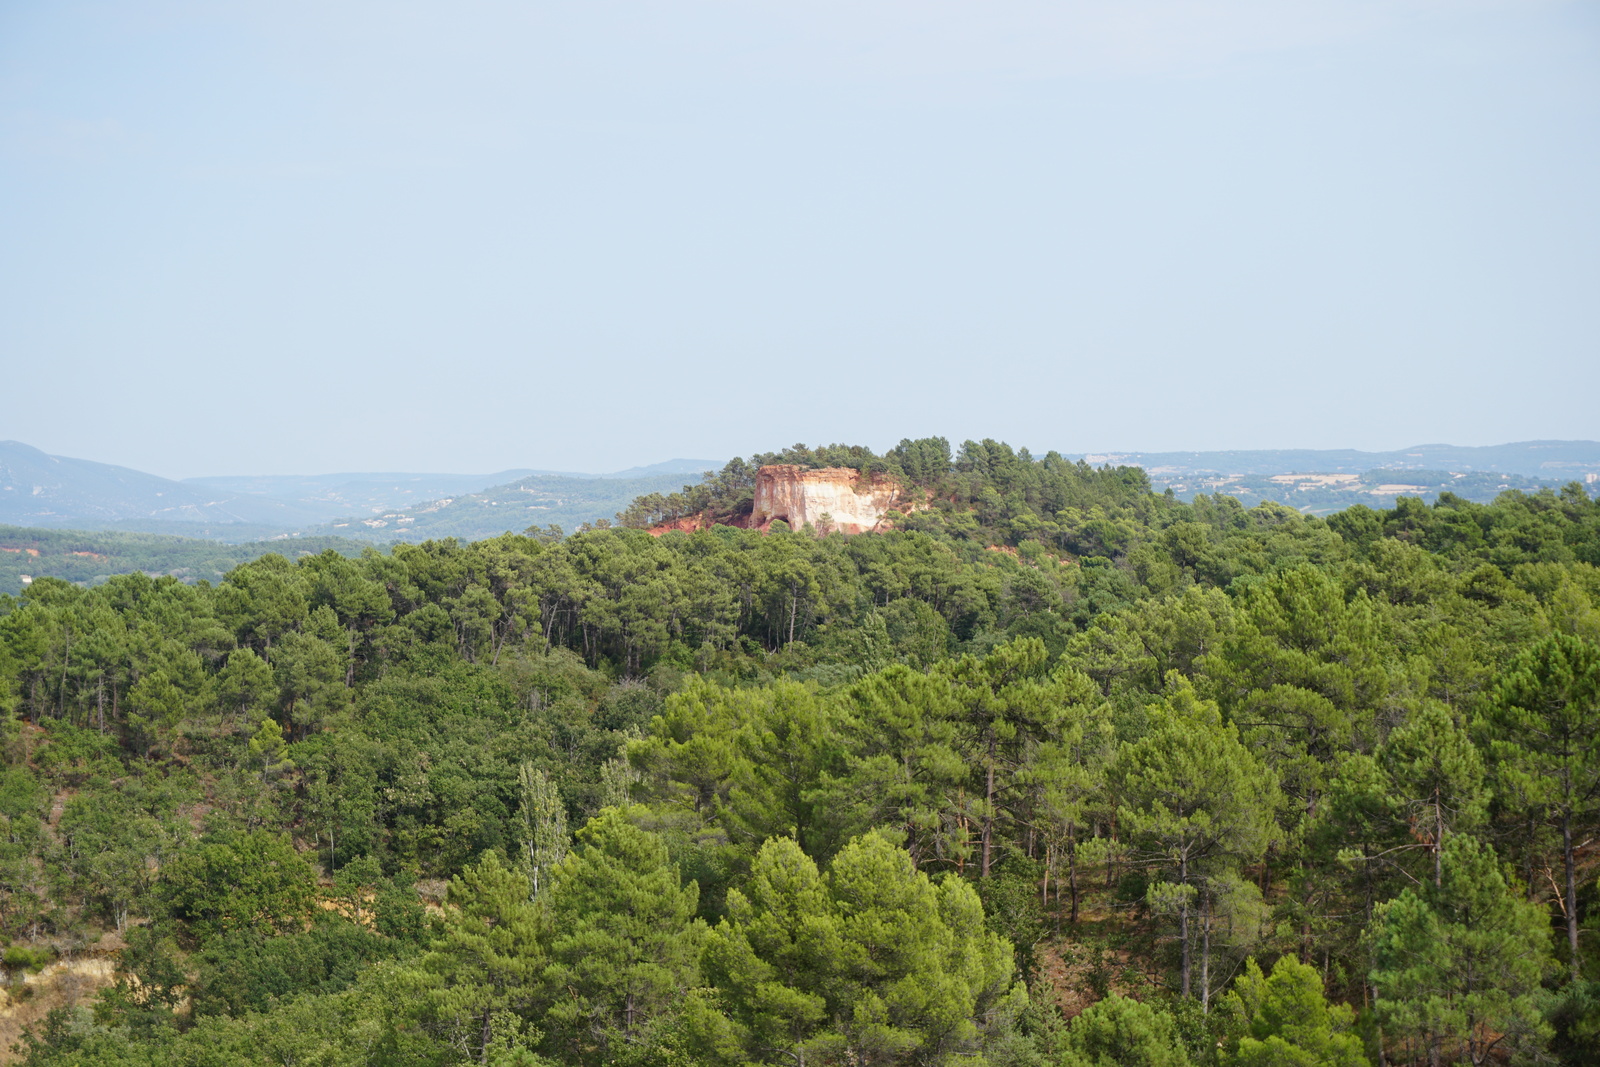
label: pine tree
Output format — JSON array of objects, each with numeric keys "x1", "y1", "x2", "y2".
[
  {"x1": 1378, "y1": 702, "x2": 1489, "y2": 888},
  {"x1": 828, "y1": 664, "x2": 970, "y2": 870},
  {"x1": 412, "y1": 852, "x2": 546, "y2": 1065},
  {"x1": 694, "y1": 833, "x2": 1021, "y2": 1066},
  {"x1": 1114, "y1": 675, "x2": 1279, "y2": 1005},
  {"x1": 543, "y1": 807, "x2": 704, "y2": 1065},
  {"x1": 1368, "y1": 834, "x2": 1553, "y2": 1066},
  {"x1": 1220, "y1": 955, "x2": 1369, "y2": 1067},
  {"x1": 1478, "y1": 632, "x2": 1600, "y2": 980},
  {"x1": 1057, "y1": 994, "x2": 1193, "y2": 1067}
]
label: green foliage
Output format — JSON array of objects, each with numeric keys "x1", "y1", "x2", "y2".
[
  {"x1": 156, "y1": 830, "x2": 316, "y2": 942},
  {"x1": 411, "y1": 850, "x2": 547, "y2": 1064},
  {"x1": 1368, "y1": 834, "x2": 1554, "y2": 1065},
  {"x1": 694, "y1": 833, "x2": 1021, "y2": 1066},
  {"x1": 0, "y1": 442, "x2": 1594, "y2": 1066},
  {"x1": 4, "y1": 943, "x2": 52, "y2": 972},
  {"x1": 94, "y1": 923, "x2": 186, "y2": 1037},
  {"x1": 1219, "y1": 955, "x2": 1369, "y2": 1066},
  {"x1": 1056, "y1": 994, "x2": 1193, "y2": 1067},
  {"x1": 189, "y1": 914, "x2": 403, "y2": 1018},
  {"x1": 543, "y1": 808, "x2": 704, "y2": 1065}
]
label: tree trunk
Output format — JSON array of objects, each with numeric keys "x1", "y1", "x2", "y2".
[
  {"x1": 1434, "y1": 786, "x2": 1444, "y2": 888},
  {"x1": 1564, "y1": 813, "x2": 1580, "y2": 980},
  {"x1": 58, "y1": 631, "x2": 71, "y2": 719},
  {"x1": 981, "y1": 743, "x2": 996, "y2": 877},
  {"x1": 1106, "y1": 814, "x2": 1118, "y2": 891},
  {"x1": 1526, "y1": 814, "x2": 1537, "y2": 902},
  {"x1": 1068, "y1": 823, "x2": 1080, "y2": 926},
  {"x1": 1372, "y1": 983, "x2": 1388, "y2": 1067},
  {"x1": 1179, "y1": 853, "x2": 1191, "y2": 998},
  {"x1": 1200, "y1": 898, "x2": 1212, "y2": 1014}
]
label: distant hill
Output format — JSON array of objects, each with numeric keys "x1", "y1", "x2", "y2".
[
  {"x1": 0, "y1": 443, "x2": 718, "y2": 543},
  {"x1": 0, "y1": 525, "x2": 370, "y2": 597},
  {"x1": 1067, "y1": 440, "x2": 1599, "y2": 513},
  {"x1": 1075, "y1": 440, "x2": 1600, "y2": 481},
  {"x1": 181, "y1": 459, "x2": 719, "y2": 521},
  {"x1": 598, "y1": 459, "x2": 725, "y2": 479},
  {"x1": 0, "y1": 441, "x2": 327, "y2": 531},
  {"x1": 309, "y1": 469, "x2": 714, "y2": 543},
  {"x1": 181, "y1": 470, "x2": 547, "y2": 522}
]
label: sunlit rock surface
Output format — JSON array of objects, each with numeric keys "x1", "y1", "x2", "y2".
[{"x1": 750, "y1": 465, "x2": 911, "y2": 534}]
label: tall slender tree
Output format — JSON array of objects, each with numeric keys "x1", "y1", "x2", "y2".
[{"x1": 1478, "y1": 632, "x2": 1600, "y2": 980}]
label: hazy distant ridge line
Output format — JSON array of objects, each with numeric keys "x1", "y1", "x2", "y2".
[{"x1": 1067, "y1": 440, "x2": 1600, "y2": 479}]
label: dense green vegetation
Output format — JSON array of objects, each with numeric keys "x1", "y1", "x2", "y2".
[
  {"x1": 0, "y1": 526, "x2": 370, "y2": 597},
  {"x1": 0, "y1": 438, "x2": 1597, "y2": 1066}
]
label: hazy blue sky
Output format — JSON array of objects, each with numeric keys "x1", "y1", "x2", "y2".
[{"x1": 3, "y1": 1, "x2": 1596, "y2": 478}]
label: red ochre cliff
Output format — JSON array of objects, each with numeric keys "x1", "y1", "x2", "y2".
[{"x1": 650, "y1": 466, "x2": 917, "y2": 536}]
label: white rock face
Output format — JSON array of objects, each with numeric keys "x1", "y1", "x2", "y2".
[{"x1": 750, "y1": 465, "x2": 912, "y2": 534}]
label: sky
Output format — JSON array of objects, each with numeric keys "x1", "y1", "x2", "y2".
[{"x1": 2, "y1": 1, "x2": 1597, "y2": 479}]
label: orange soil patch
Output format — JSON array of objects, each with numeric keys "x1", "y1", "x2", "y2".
[
  {"x1": 647, "y1": 513, "x2": 757, "y2": 537},
  {"x1": 0, "y1": 951, "x2": 119, "y2": 1063},
  {"x1": 1032, "y1": 902, "x2": 1160, "y2": 1022}
]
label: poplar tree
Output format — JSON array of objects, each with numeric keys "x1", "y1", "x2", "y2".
[{"x1": 515, "y1": 763, "x2": 566, "y2": 898}]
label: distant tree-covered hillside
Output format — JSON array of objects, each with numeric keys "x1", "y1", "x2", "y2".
[{"x1": 0, "y1": 526, "x2": 370, "y2": 596}]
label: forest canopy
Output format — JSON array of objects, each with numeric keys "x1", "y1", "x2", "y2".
[{"x1": 0, "y1": 439, "x2": 1597, "y2": 1066}]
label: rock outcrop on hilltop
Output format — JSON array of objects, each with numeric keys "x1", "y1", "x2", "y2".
[
  {"x1": 749, "y1": 465, "x2": 912, "y2": 534},
  {"x1": 645, "y1": 464, "x2": 918, "y2": 536}
]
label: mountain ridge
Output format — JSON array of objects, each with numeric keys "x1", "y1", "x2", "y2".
[{"x1": 0, "y1": 442, "x2": 718, "y2": 540}]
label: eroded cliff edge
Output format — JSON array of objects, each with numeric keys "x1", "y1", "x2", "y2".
[
  {"x1": 650, "y1": 465, "x2": 916, "y2": 535},
  {"x1": 750, "y1": 465, "x2": 913, "y2": 534}
]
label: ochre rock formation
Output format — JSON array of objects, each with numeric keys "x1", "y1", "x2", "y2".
[{"x1": 750, "y1": 465, "x2": 912, "y2": 534}]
